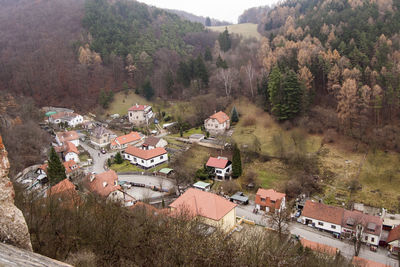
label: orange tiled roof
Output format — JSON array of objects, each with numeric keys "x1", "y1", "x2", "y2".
[
  {"x1": 111, "y1": 132, "x2": 141, "y2": 146},
  {"x1": 256, "y1": 188, "x2": 285, "y2": 201},
  {"x1": 169, "y1": 188, "x2": 236, "y2": 221},
  {"x1": 387, "y1": 224, "x2": 400, "y2": 243},
  {"x1": 209, "y1": 111, "x2": 229, "y2": 123},
  {"x1": 63, "y1": 160, "x2": 79, "y2": 174},
  {"x1": 128, "y1": 104, "x2": 149, "y2": 111},
  {"x1": 342, "y1": 210, "x2": 382, "y2": 236},
  {"x1": 56, "y1": 131, "x2": 79, "y2": 142},
  {"x1": 65, "y1": 141, "x2": 79, "y2": 155},
  {"x1": 302, "y1": 200, "x2": 344, "y2": 226},
  {"x1": 47, "y1": 179, "x2": 76, "y2": 197},
  {"x1": 352, "y1": 256, "x2": 391, "y2": 267},
  {"x1": 86, "y1": 170, "x2": 121, "y2": 197},
  {"x1": 300, "y1": 238, "x2": 338, "y2": 256},
  {"x1": 124, "y1": 146, "x2": 167, "y2": 160}
]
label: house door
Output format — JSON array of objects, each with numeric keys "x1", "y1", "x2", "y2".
[{"x1": 260, "y1": 206, "x2": 266, "y2": 211}]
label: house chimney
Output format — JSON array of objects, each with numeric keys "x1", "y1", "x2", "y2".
[{"x1": 103, "y1": 182, "x2": 108, "y2": 187}]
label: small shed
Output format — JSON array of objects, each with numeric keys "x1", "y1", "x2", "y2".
[
  {"x1": 229, "y1": 192, "x2": 249, "y2": 205},
  {"x1": 189, "y1": 134, "x2": 205, "y2": 143},
  {"x1": 45, "y1": 111, "x2": 57, "y2": 117},
  {"x1": 158, "y1": 168, "x2": 174, "y2": 177},
  {"x1": 193, "y1": 181, "x2": 211, "y2": 192}
]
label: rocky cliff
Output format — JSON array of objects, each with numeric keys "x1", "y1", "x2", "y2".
[{"x1": 0, "y1": 135, "x2": 32, "y2": 251}]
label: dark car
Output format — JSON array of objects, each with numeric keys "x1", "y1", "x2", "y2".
[{"x1": 295, "y1": 210, "x2": 302, "y2": 218}]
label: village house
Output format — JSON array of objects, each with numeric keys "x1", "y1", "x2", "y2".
[
  {"x1": 49, "y1": 112, "x2": 83, "y2": 127},
  {"x1": 300, "y1": 200, "x2": 344, "y2": 236},
  {"x1": 169, "y1": 188, "x2": 237, "y2": 233},
  {"x1": 255, "y1": 188, "x2": 286, "y2": 213},
  {"x1": 128, "y1": 104, "x2": 153, "y2": 125},
  {"x1": 206, "y1": 156, "x2": 232, "y2": 180},
  {"x1": 38, "y1": 160, "x2": 80, "y2": 180},
  {"x1": 55, "y1": 131, "x2": 79, "y2": 147},
  {"x1": 90, "y1": 126, "x2": 114, "y2": 148},
  {"x1": 387, "y1": 225, "x2": 400, "y2": 256},
  {"x1": 204, "y1": 111, "x2": 230, "y2": 135},
  {"x1": 341, "y1": 210, "x2": 383, "y2": 247},
  {"x1": 85, "y1": 170, "x2": 124, "y2": 202},
  {"x1": 142, "y1": 136, "x2": 167, "y2": 149},
  {"x1": 110, "y1": 131, "x2": 143, "y2": 150},
  {"x1": 123, "y1": 146, "x2": 168, "y2": 169},
  {"x1": 46, "y1": 179, "x2": 81, "y2": 207},
  {"x1": 55, "y1": 141, "x2": 80, "y2": 163}
]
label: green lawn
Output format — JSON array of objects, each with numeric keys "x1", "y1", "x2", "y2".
[
  {"x1": 110, "y1": 160, "x2": 169, "y2": 173},
  {"x1": 207, "y1": 23, "x2": 261, "y2": 39},
  {"x1": 170, "y1": 127, "x2": 204, "y2": 138}
]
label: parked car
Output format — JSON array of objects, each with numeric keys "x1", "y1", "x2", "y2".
[{"x1": 295, "y1": 210, "x2": 302, "y2": 218}]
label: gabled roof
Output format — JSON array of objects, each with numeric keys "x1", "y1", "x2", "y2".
[
  {"x1": 169, "y1": 188, "x2": 237, "y2": 221},
  {"x1": 387, "y1": 224, "x2": 400, "y2": 243},
  {"x1": 124, "y1": 146, "x2": 167, "y2": 160},
  {"x1": 63, "y1": 160, "x2": 79, "y2": 174},
  {"x1": 206, "y1": 157, "x2": 230, "y2": 169},
  {"x1": 92, "y1": 126, "x2": 111, "y2": 139},
  {"x1": 86, "y1": 170, "x2": 121, "y2": 197},
  {"x1": 342, "y1": 210, "x2": 382, "y2": 236},
  {"x1": 128, "y1": 104, "x2": 150, "y2": 111},
  {"x1": 56, "y1": 131, "x2": 79, "y2": 142},
  {"x1": 302, "y1": 200, "x2": 344, "y2": 226},
  {"x1": 143, "y1": 136, "x2": 160, "y2": 147},
  {"x1": 352, "y1": 256, "x2": 391, "y2": 267},
  {"x1": 111, "y1": 132, "x2": 142, "y2": 146},
  {"x1": 256, "y1": 188, "x2": 285, "y2": 201},
  {"x1": 65, "y1": 141, "x2": 79, "y2": 155},
  {"x1": 47, "y1": 179, "x2": 76, "y2": 197},
  {"x1": 208, "y1": 111, "x2": 229, "y2": 123}
]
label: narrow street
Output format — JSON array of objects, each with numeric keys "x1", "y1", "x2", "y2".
[
  {"x1": 80, "y1": 142, "x2": 115, "y2": 173},
  {"x1": 236, "y1": 205, "x2": 399, "y2": 267}
]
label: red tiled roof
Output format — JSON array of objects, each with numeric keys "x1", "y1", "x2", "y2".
[
  {"x1": 209, "y1": 111, "x2": 229, "y2": 123},
  {"x1": 300, "y1": 238, "x2": 338, "y2": 256},
  {"x1": 342, "y1": 210, "x2": 382, "y2": 236},
  {"x1": 111, "y1": 132, "x2": 141, "y2": 146},
  {"x1": 206, "y1": 157, "x2": 229, "y2": 169},
  {"x1": 63, "y1": 160, "x2": 79, "y2": 174},
  {"x1": 302, "y1": 200, "x2": 344, "y2": 225},
  {"x1": 56, "y1": 131, "x2": 79, "y2": 142},
  {"x1": 124, "y1": 146, "x2": 167, "y2": 160},
  {"x1": 65, "y1": 141, "x2": 79, "y2": 155},
  {"x1": 256, "y1": 188, "x2": 285, "y2": 201},
  {"x1": 39, "y1": 164, "x2": 48, "y2": 172},
  {"x1": 128, "y1": 104, "x2": 149, "y2": 111},
  {"x1": 387, "y1": 224, "x2": 400, "y2": 243},
  {"x1": 86, "y1": 170, "x2": 121, "y2": 197},
  {"x1": 47, "y1": 179, "x2": 76, "y2": 197},
  {"x1": 169, "y1": 188, "x2": 236, "y2": 221},
  {"x1": 352, "y1": 256, "x2": 391, "y2": 267}
]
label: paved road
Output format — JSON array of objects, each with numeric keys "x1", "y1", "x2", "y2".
[
  {"x1": 118, "y1": 174, "x2": 175, "y2": 201},
  {"x1": 236, "y1": 205, "x2": 399, "y2": 266},
  {"x1": 80, "y1": 142, "x2": 115, "y2": 173}
]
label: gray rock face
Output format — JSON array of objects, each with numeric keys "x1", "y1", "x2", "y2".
[{"x1": 0, "y1": 135, "x2": 32, "y2": 251}]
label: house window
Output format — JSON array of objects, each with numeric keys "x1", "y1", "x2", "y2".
[
  {"x1": 271, "y1": 200, "x2": 276, "y2": 204},
  {"x1": 365, "y1": 236, "x2": 368, "y2": 241},
  {"x1": 151, "y1": 159, "x2": 154, "y2": 163},
  {"x1": 160, "y1": 156, "x2": 163, "y2": 159},
  {"x1": 260, "y1": 198, "x2": 266, "y2": 202},
  {"x1": 216, "y1": 170, "x2": 222, "y2": 174},
  {"x1": 318, "y1": 222, "x2": 324, "y2": 226},
  {"x1": 371, "y1": 237, "x2": 374, "y2": 242},
  {"x1": 331, "y1": 225, "x2": 336, "y2": 229},
  {"x1": 141, "y1": 160, "x2": 144, "y2": 163},
  {"x1": 134, "y1": 158, "x2": 137, "y2": 162}
]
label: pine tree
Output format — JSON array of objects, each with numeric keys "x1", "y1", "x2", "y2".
[
  {"x1": 47, "y1": 147, "x2": 66, "y2": 186},
  {"x1": 218, "y1": 28, "x2": 231, "y2": 52},
  {"x1": 195, "y1": 55, "x2": 209, "y2": 87},
  {"x1": 114, "y1": 152, "x2": 123, "y2": 164},
  {"x1": 205, "y1": 17, "x2": 211, "y2": 27},
  {"x1": 283, "y1": 70, "x2": 302, "y2": 120},
  {"x1": 204, "y1": 47, "x2": 212, "y2": 61},
  {"x1": 142, "y1": 80, "x2": 154, "y2": 100},
  {"x1": 231, "y1": 106, "x2": 239, "y2": 123},
  {"x1": 216, "y1": 55, "x2": 228, "y2": 69},
  {"x1": 232, "y1": 143, "x2": 242, "y2": 178},
  {"x1": 268, "y1": 66, "x2": 284, "y2": 119}
]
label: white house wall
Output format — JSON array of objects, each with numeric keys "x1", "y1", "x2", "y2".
[
  {"x1": 124, "y1": 153, "x2": 168, "y2": 168},
  {"x1": 65, "y1": 152, "x2": 79, "y2": 163},
  {"x1": 301, "y1": 216, "x2": 342, "y2": 235}
]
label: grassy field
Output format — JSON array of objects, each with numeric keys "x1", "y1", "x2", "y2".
[
  {"x1": 170, "y1": 127, "x2": 204, "y2": 138},
  {"x1": 207, "y1": 23, "x2": 261, "y2": 40},
  {"x1": 110, "y1": 160, "x2": 169, "y2": 173}
]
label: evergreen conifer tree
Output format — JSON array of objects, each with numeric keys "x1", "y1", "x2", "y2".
[
  {"x1": 232, "y1": 143, "x2": 242, "y2": 178},
  {"x1": 218, "y1": 28, "x2": 231, "y2": 52},
  {"x1": 114, "y1": 152, "x2": 123, "y2": 164},
  {"x1": 231, "y1": 106, "x2": 239, "y2": 123},
  {"x1": 205, "y1": 17, "x2": 211, "y2": 27},
  {"x1": 204, "y1": 47, "x2": 212, "y2": 61},
  {"x1": 47, "y1": 147, "x2": 66, "y2": 186},
  {"x1": 142, "y1": 80, "x2": 154, "y2": 100}
]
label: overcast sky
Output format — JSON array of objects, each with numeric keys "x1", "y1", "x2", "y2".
[{"x1": 137, "y1": 0, "x2": 278, "y2": 23}]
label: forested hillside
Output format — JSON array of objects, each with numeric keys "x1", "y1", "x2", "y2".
[{"x1": 255, "y1": 0, "x2": 400, "y2": 149}]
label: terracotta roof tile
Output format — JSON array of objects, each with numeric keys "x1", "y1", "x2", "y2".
[
  {"x1": 300, "y1": 238, "x2": 338, "y2": 256},
  {"x1": 352, "y1": 256, "x2": 391, "y2": 267},
  {"x1": 63, "y1": 160, "x2": 79, "y2": 174},
  {"x1": 111, "y1": 132, "x2": 141, "y2": 146},
  {"x1": 302, "y1": 200, "x2": 344, "y2": 225},
  {"x1": 206, "y1": 157, "x2": 229, "y2": 169},
  {"x1": 387, "y1": 224, "x2": 400, "y2": 243},
  {"x1": 128, "y1": 104, "x2": 149, "y2": 111},
  {"x1": 56, "y1": 131, "x2": 79, "y2": 142},
  {"x1": 124, "y1": 146, "x2": 167, "y2": 160},
  {"x1": 143, "y1": 136, "x2": 160, "y2": 147},
  {"x1": 342, "y1": 210, "x2": 382, "y2": 236},
  {"x1": 86, "y1": 170, "x2": 121, "y2": 197},
  {"x1": 256, "y1": 188, "x2": 285, "y2": 201},
  {"x1": 209, "y1": 111, "x2": 229, "y2": 123},
  {"x1": 65, "y1": 141, "x2": 79, "y2": 155},
  {"x1": 169, "y1": 188, "x2": 236, "y2": 221}
]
